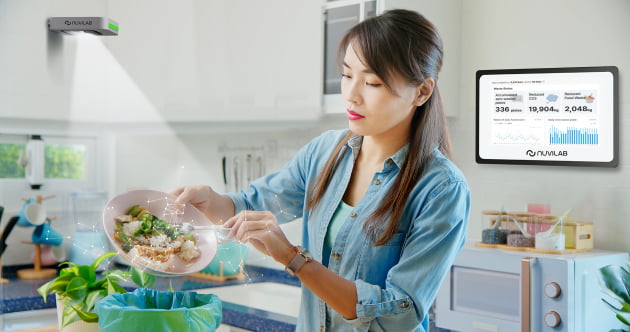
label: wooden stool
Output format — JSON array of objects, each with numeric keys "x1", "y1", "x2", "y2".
[
  {"x1": 16, "y1": 194, "x2": 58, "y2": 279},
  {"x1": 17, "y1": 242, "x2": 57, "y2": 279}
]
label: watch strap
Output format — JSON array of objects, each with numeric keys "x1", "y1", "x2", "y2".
[{"x1": 285, "y1": 246, "x2": 312, "y2": 276}]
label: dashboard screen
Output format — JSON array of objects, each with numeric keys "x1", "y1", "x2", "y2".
[{"x1": 476, "y1": 66, "x2": 618, "y2": 167}]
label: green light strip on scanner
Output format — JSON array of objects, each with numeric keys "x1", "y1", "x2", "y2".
[{"x1": 108, "y1": 22, "x2": 119, "y2": 31}]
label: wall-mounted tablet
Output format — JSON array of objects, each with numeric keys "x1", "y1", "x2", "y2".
[{"x1": 476, "y1": 66, "x2": 618, "y2": 167}]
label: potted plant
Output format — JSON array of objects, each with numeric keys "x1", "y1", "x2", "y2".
[
  {"x1": 37, "y1": 251, "x2": 155, "y2": 331},
  {"x1": 598, "y1": 263, "x2": 630, "y2": 332}
]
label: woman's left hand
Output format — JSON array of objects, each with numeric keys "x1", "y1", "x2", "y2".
[{"x1": 224, "y1": 211, "x2": 295, "y2": 266}]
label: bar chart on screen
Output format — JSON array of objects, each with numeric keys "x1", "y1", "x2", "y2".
[{"x1": 549, "y1": 126, "x2": 599, "y2": 145}]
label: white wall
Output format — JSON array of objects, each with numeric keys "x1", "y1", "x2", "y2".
[{"x1": 451, "y1": 0, "x2": 630, "y2": 252}]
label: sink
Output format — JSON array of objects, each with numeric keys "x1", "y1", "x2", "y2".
[{"x1": 195, "y1": 282, "x2": 302, "y2": 317}]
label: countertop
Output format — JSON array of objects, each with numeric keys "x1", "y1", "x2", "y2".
[{"x1": 1, "y1": 263, "x2": 300, "y2": 332}]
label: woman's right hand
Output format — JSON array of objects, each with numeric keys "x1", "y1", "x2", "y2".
[{"x1": 169, "y1": 185, "x2": 235, "y2": 224}]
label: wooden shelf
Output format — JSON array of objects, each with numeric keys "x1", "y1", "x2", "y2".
[{"x1": 475, "y1": 242, "x2": 592, "y2": 255}]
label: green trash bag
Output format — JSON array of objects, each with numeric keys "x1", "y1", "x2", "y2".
[{"x1": 95, "y1": 288, "x2": 222, "y2": 332}]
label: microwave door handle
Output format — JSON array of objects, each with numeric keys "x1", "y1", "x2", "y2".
[{"x1": 521, "y1": 257, "x2": 536, "y2": 332}]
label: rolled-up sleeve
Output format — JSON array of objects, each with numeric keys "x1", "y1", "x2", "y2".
[{"x1": 345, "y1": 179, "x2": 470, "y2": 331}]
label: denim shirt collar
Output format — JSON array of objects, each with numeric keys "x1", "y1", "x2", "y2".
[{"x1": 346, "y1": 133, "x2": 409, "y2": 171}]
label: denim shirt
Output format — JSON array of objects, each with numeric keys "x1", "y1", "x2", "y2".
[{"x1": 226, "y1": 129, "x2": 470, "y2": 332}]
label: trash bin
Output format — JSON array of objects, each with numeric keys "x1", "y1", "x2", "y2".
[{"x1": 95, "y1": 288, "x2": 222, "y2": 332}]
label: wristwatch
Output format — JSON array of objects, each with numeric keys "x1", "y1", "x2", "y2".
[{"x1": 285, "y1": 245, "x2": 313, "y2": 276}]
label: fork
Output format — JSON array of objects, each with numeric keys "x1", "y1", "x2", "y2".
[{"x1": 174, "y1": 223, "x2": 232, "y2": 244}]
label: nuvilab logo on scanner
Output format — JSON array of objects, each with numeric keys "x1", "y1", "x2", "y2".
[
  {"x1": 64, "y1": 20, "x2": 92, "y2": 26},
  {"x1": 526, "y1": 150, "x2": 568, "y2": 157}
]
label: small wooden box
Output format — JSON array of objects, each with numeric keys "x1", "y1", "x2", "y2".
[{"x1": 562, "y1": 222, "x2": 594, "y2": 250}]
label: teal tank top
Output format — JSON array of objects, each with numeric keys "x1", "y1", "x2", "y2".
[{"x1": 322, "y1": 200, "x2": 353, "y2": 267}]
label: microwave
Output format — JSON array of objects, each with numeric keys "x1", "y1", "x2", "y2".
[{"x1": 434, "y1": 243, "x2": 628, "y2": 332}]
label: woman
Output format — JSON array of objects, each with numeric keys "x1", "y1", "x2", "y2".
[{"x1": 172, "y1": 9, "x2": 469, "y2": 331}]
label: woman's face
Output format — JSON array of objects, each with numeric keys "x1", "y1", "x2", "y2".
[{"x1": 340, "y1": 43, "x2": 432, "y2": 141}]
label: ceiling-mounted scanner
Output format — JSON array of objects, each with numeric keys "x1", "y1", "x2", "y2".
[{"x1": 48, "y1": 17, "x2": 119, "y2": 36}]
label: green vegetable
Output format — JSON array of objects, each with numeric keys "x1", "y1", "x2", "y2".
[
  {"x1": 126, "y1": 205, "x2": 141, "y2": 217},
  {"x1": 131, "y1": 213, "x2": 181, "y2": 239}
]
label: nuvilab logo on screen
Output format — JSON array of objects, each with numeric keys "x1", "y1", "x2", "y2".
[{"x1": 525, "y1": 150, "x2": 568, "y2": 158}]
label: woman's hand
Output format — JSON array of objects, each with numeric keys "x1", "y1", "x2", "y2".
[
  {"x1": 170, "y1": 185, "x2": 212, "y2": 213},
  {"x1": 224, "y1": 211, "x2": 295, "y2": 266},
  {"x1": 169, "y1": 185, "x2": 235, "y2": 224}
]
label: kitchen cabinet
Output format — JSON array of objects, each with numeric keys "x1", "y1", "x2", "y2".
[
  {"x1": 195, "y1": 0, "x2": 323, "y2": 122},
  {"x1": 321, "y1": 0, "x2": 461, "y2": 117},
  {"x1": 322, "y1": 0, "x2": 378, "y2": 115},
  {"x1": 107, "y1": 0, "x2": 324, "y2": 122}
]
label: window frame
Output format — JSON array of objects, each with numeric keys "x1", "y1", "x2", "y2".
[{"x1": 0, "y1": 133, "x2": 103, "y2": 192}]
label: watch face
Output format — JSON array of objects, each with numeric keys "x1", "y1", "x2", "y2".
[{"x1": 297, "y1": 246, "x2": 313, "y2": 259}]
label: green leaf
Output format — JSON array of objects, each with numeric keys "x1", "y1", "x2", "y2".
[
  {"x1": 72, "y1": 307, "x2": 99, "y2": 323},
  {"x1": 106, "y1": 278, "x2": 128, "y2": 295},
  {"x1": 64, "y1": 277, "x2": 88, "y2": 302},
  {"x1": 49, "y1": 280, "x2": 71, "y2": 292},
  {"x1": 600, "y1": 264, "x2": 630, "y2": 304},
  {"x1": 37, "y1": 279, "x2": 56, "y2": 302},
  {"x1": 104, "y1": 269, "x2": 131, "y2": 282},
  {"x1": 59, "y1": 261, "x2": 76, "y2": 269},
  {"x1": 599, "y1": 263, "x2": 630, "y2": 329},
  {"x1": 60, "y1": 299, "x2": 81, "y2": 328},
  {"x1": 131, "y1": 266, "x2": 156, "y2": 288},
  {"x1": 59, "y1": 266, "x2": 79, "y2": 278},
  {"x1": 76, "y1": 265, "x2": 97, "y2": 284},
  {"x1": 84, "y1": 290, "x2": 106, "y2": 313},
  {"x1": 89, "y1": 251, "x2": 117, "y2": 271},
  {"x1": 617, "y1": 312, "x2": 630, "y2": 326}
]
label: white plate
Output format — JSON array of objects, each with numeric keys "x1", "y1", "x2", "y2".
[{"x1": 103, "y1": 189, "x2": 218, "y2": 277}]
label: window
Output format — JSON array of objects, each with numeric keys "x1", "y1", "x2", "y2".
[
  {"x1": 45, "y1": 142, "x2": 87, "y2": 179},
  {"x1": 0, "y1": 136, "x2": 26, "y2": 178},
  {"x1": 0, "y1": 134, "x2": 100, "y2": 190}
]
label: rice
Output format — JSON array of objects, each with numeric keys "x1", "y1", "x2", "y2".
[
  {"x1": 122, "y1": 221, "x2": 142, "y2": 237},
  {"x1": 148, "y1": 234, "x2": 169, "y2": 248},
  {"x1": 179, "y1": 240, "x2": 200, "y2": 261}
]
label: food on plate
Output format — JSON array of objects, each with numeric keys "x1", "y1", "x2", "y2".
[{"x1": 113, "y1": 205, "x2": 200, "y2": 270}]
